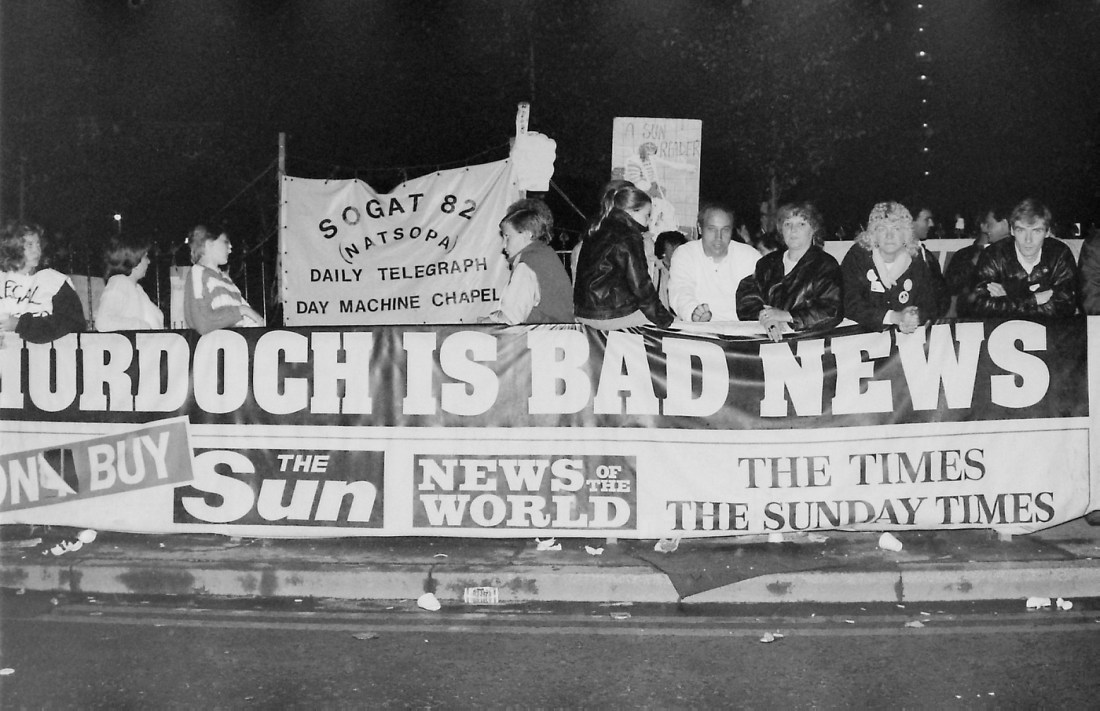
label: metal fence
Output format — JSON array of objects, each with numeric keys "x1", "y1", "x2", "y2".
[{"x1": 58, "y1": 232, "x2": 280, "y2": 330}]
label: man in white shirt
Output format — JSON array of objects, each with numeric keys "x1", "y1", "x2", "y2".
[{"x1": 669, "y1": 204, "x2": 760, "y2": 322}]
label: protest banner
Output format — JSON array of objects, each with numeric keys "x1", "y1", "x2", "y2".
[
  {"x1": 279, "y1": 160, "x2": 517, "y2": 327},
  {"x1": 0, "y1": 320, "x2": 1094, "y2": 538},
  {"x1": 0, "y1": 416, "x2": 194, "y2": 531}
]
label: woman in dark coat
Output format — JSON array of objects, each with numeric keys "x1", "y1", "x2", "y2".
[
  {"x1": 573, "y1": 186, "x2": 674, "y2": 329},
  {"x1": 840, "y1": 201, "x2": 948, "y2": 333},
  {"x1": 736, "y1": 201, "x2": 843, "y2": 340}
]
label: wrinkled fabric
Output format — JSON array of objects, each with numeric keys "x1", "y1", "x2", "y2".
[
  {"x1": 736, "y1": 245, "x2": 843, "y2": 331},
  {"x1": 0, "y1": 268, "x2": 87, "y2": 344},
  {"x1": 1076, "y1": 235, "x2": 1100, "y2": 315},
  {"x1": 969, "y1": 237, "x2": 1078, "y2": 319},
  {"x1": 944, "y1": 242, "x2": 985, "y2": 317},
  {"x1": 510, "y1": 131, "x2": 556, "y2": 192},
  {"x1": 573, "y1": 211, "x2": 673, "y2": 327},
  {"x1": 183, "y1": 265, "x2": 252, "y2": 334}
]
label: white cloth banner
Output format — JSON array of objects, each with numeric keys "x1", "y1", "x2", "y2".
[
  {"x1": 1, "y1": 320, "x2": 1095, "y2": 538},
  {"x1": 3, "y1": 420, "x2": 1087, "y2": 538},
  {"x1": 280, "y1": 160, "x2": 518, "y2": 326}
]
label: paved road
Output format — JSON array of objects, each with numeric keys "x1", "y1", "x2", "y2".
[{"x1": 2, "y1": 591, "x2": 1099, "y2": 709}]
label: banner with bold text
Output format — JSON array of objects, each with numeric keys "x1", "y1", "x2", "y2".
[
  {"x1": 0, "y1": 319, "x2": 1095, "y2": 538},
  {"x1": 280, "y1": 160, "x2": 516, "y2": 327}
]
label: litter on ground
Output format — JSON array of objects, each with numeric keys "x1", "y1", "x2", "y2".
[
  {"x1": 654, "y1": 538, "x2": 680, "y2": 554},
  {"x1": 417, "y1": 592, "x2": 441, "y2": 611}
]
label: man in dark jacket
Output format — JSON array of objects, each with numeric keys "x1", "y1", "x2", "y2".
[
  {"x1": 1077, "y1": 226, "x2": 1100, "y2": 316},
  {"x1": 944, "y1": 204, "x2": 1010, "y2": 317},
  {"x1": 902, "y1": 196, "x2": 947, "y2": 283},
  {"x1": 968, "y1": 198, "x2": 1078, "y2": 319}
]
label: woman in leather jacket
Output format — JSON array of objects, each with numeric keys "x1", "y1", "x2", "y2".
[
  {"x1": 840, "y1": 201, "x2": 948, "y2": 333},
  {"x1": 736, "y1": 201, "x2": 843, "y2": 340},
  {"x1": 573, "y1": 186, "x2": 674, "y2": 329}
]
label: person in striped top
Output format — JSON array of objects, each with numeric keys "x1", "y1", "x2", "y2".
[{"x1": 182, "y1": 225, "x2": 265, "y2": 335}]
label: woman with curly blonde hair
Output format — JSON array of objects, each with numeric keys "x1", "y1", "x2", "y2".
[{"x1": 840, "y1": 201, "x2": 947, "y2": 333}]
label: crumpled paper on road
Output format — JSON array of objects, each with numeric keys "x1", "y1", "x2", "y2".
[{"x1": 535, "y1": 537, "x2": 561, "y2": 552}]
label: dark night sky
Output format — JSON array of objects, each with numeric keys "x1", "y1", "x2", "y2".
[{"x1": 2, "y1": 0, "x2": 1099, "y2": 254}]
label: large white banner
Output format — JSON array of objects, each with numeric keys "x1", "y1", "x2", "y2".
[
  {"x1": 280, "y1": 160, "x2": 518, "y2": 326},
  {"x1": 0, "y1": 320, "x2": 1095, "y2": 538}
]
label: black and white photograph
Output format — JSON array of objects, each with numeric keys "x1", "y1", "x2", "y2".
[{"x1": 2, "y1": 1, "x2": 1100, "y2": 708}]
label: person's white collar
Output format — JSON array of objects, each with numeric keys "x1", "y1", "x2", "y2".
[
  {"x1": 1015, "y1": 244, "x2": 1042, "y2": 274},
  {"x1": 782, "y1": 249, "x2": 803, "y2": 274}
]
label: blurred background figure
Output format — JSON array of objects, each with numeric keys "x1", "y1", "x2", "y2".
[
  {"x1": 902, "y1": 196, "x2": 947, "y2": 279},
  {"x1": 752, "y1": 230, "x2": 783, "y2": 257},
  {"x1": 653, "y1": 230, "x2": 688, "y2": 310},
  {"x1": 94, "y1": 237, "x2": 164, "y2": 331},
  {"x1": 944, "y1": 204, "x2": 1010, "y2": 318},
  {"x1": 1078, "y1": 225, "x2": 1100, "y2": 315}
]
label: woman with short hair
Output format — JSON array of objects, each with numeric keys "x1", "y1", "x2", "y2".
[
  {"x1": 736, "y1": 202, "x2": 843, "y2": 340},
  {"x1": 484, "y1": 202, "x2": 574, "y2": 324},
  {"x1": 94, "y1": 238, "x2": 164, "y2": 331}
]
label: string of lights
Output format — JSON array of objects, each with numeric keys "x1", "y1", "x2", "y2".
[{"x1": 915, "y1": 2, "x2": 932, "y2": 181}]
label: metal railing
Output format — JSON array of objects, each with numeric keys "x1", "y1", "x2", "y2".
[{"x1": 58, "y1": 233, "x2": 280, "y2": 330}]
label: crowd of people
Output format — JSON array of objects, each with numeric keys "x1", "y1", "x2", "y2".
[
  {"x1": 541, "y1": 181, "x2": 1094, "y2": 336},
  {"x1": 1, "y1": 188, "x2": 1096, "y2": 345},
  {"x1": 0, "y1": 220, "x2": 262, "y2": 345}
]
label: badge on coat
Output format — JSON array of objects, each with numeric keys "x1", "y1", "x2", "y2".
[
  {"x1": 867, "y1": 269, "x2": 885, "y2": 293},
  {"x1": 903, "y1": 278, "x2": 913, "y2": 291},
  {"x1": 899, "y1": 290, "x2": 910, "y2": 304}
]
